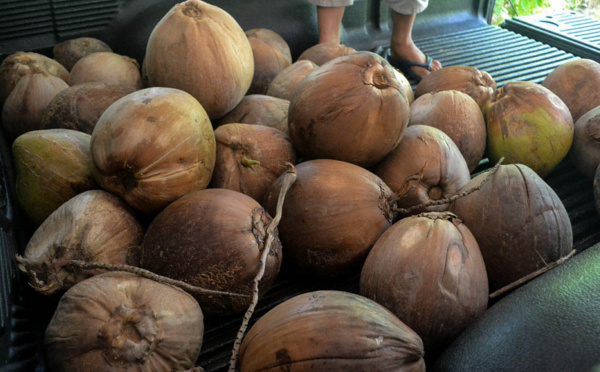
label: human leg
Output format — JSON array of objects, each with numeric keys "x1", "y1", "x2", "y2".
[{"x1": 307, "y1": 0, "x2": 353, "y2": 44}]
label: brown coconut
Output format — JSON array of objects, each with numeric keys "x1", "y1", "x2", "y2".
[
  {"x1": 263, "y1": 159, "x2": 394, "y2": 279},
  {"x1": 415, "y1": 66, "x2": 496, "y2": 111},
  {"x1": 16, "y1": 190, "x2": 143, "y2": 295},
  {"x1": 542, "y1": 59, "x2": 600, "y2": 123},
  {"x1": 374, "y1": 125, "x2": 470, "y2": 215},
  {"x1": 45, "y1": 272, "x2": 204, "y2": 372},
  {"x1": 246, "y1": 28, "x2": 292, "y2": 95},
  {"x1": 239, "y1": 290, "x2": 425, "y2": 372},
  {"x1": 267, "y1": 60, "x2": 318, "y2": 101},
  {"x1": 393, "y1": 68, "x2": 415, "y2": 105},
  {"x1": 90, "y1": 87, "x2": 215, "y2": 214},
  {"x1": 69, "y1": 52, "x2": 142, "y2": 91},
  {"x1": 485, "y1": 81, "x2": 574, "y2": 177},
  {"x1": 297, "y1": 41, "x2": 357, "y2": 66},
  {"x1": 209, "y1": 124, "x2": 297, "y2": 204},
  {"x1": 409, "y1": 90, "x2": 486, "y2": 171},
  {"x1": 144, "y1": 0, "x2": 254, "y2": 119},
  {"x1": 360, "y1": 212, "x2": 489, "y2": 355},
  {"x1": 0, "y1": 52, "x2": 69, "y2": 106},
  {"x1": 450, "y1": 164, "x2": 573, "y2": 291},
  {"x1": 217, "y1": 94, "x2": 289, "y2": 133},
  {"x1": 13, "y1": 129, "x2": 97, "y2": 226},
  {"x1": 141, "y1": 188, "x2": 282, "y2": 315},
  {"x1": 289, "y1": 51, "x2": 410, "y2": 167},
  {"x1": 53, "y1": 37, "x2": 113, "y2": 71},
  {"x1": 571, "y1": 105, "x2": 600, "y2": 179},
  {"x1": 2, "y1": 73, "x2": 69, "y2": 141},
  {"x1": 41, "y1": 82, "x2": 135, "y2": 134}
]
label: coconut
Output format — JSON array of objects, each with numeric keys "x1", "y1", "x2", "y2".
[
  {"x1": 409, "y1": 90, "x2": 486, "y2": 171},
  {"x1": 288, "y1": 51, "x2": 410, "y2": 167},
  {"x1": 263, "y1": 159, "x2": 394, "y2": 279},
  {"x1": 2, "y1": 73, "x2": 69, "y2": 142},
  {"x1": 144, "y1": 0, "x2": 254, "y2": 119},
  {"x1": 360, "y1": 212, "x2": 488, "y2": 355},
  {"x1": 90, "y1": 87, "x2": 215, "y2": 214},
  {"x1": 141, "y1": 188, "x2": 282, "y2": 315},
  {"x1": 374, "y1": 125, "x2": 470, "y2": 215},
  {"x1": 0, "y1": 52, "x2": 69, "y2": 106},
  {"x1": 415, "y1": 66, "x2": 496, "y2": 111},
  {"x1": 542, "y1": 59, "x2": 600, "y2": 123},
  {"x1": 45, "y1": 272, "x2": 204, "y2": 372},
  {"x1": 69, "y1": 52, "x2": 142, "y2": 91},
  {"x1": 16, "y1": 190, "x2": 143, "y2": 295},
  {"x1": 13, "y1": 129, "x2": 97, "y2": 226},
  {"x1": 450, "y1": 164, "x2": 573, "y2": 291},
  {"x1": 239, "y1": 290, "x2": 425, "y2": 372},
  {"x1": 41, "y1": 82, "x2": 135, "y2": 134},
  {"x1": 570, "y1": 105, "x2": 600, "y2": 179},
  {"x1": 297, "y1": 41, "x2": 357, "y2": 66},
  {"x1": 485, "y1": 81, "x2": 573, "y2": 177},
  {"x1": 209, "y1": 124, "x2": 297, "y2": 204},
  {"x1": 246, "y1": 28, "x2": 292, "y2": 95},
  {"x1": 53, "y1": 37, "x2": 113, "y2": 71},
  {"x1": 217, "y1": 94, "x2": 289, "y2": 133},
  {"x1": 392, "y1": 68, "x2": 415, "y2": 105},
  {"x1": 267, "y1": 60, "x2": 318, "y2": 101}
]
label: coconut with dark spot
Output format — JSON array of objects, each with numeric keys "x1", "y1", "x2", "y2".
[
  {"x1": 297, "y1": 41, "x2": 356, "y2": 66},
  {"x1": 246, "y1": 28, "x2": 292, "y2": 95},
  {"x1": 485, "y1": 81, "x2": 573, "y2": 177},
  {"x1": 41, "y1": 82, "x2": 135, "y2": 134},
  {"x1": 90, "y1": 87, "x2": 215, "y2": 214},
  {"x1": 209, "y1": 123, "x2": 296, "y2": 204},
  {"x1": 53, "y1": 37, "x2": 113, "y2": 71},
  {"x1": 217, "y1": 94, "x2": 289, "y2": 133},
  {"x1": 450, "y1": 164, "x2": 573, "y2": 291},
  {"x1": 267, "y1": 60, "x2": 318, "y2": 101},
  {"x1": 263, "y1": 159, "x2": 394, "y2": 279},
  {"x1": 141, "y1": 188, "x2": 282, "y2": 315},
  {"x1": 239, "y1": 290, "x2": 425, "y2": 372}
]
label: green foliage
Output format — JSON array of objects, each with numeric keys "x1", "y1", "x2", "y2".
[{"x1": 492, "y1": 0, "x2": 552, "y2": 25}]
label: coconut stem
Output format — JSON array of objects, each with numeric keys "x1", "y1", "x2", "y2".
[
  {"x1": 228, "y1": 163, "x2": 297, "y2": 372},
  {"x1": 489, "y1": 249, "x2": 576, "y2": 299},
  {"x1": 65, "y1": 260, "x2": 250, "y2": 298},
  {"x1": 392, "y1": 157, "x2": 504, "y2": 214},
  {"x1": 241, "y1": 157, "x2": 260, "y2": 168}
]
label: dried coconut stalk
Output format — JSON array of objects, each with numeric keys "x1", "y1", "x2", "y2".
[{"x1": 228, "y1": 163, "x2": 297, "y2": 372}]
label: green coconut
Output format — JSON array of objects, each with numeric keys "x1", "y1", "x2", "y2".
[{"x1": 13, "y1": 129, "x2": 97, "y2": 226}]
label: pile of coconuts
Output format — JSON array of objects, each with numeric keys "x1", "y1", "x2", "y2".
[{"x1": 3, "y1": 0, "x2": 596, "y2": 370}]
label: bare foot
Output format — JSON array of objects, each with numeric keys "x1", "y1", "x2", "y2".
[{"x1": 390, "y1": 41, "x2": 442, "y2": 79}]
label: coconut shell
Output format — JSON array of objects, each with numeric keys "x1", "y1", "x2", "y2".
[
  {"x1": 450, "y1": 164, "x2": 573, "y2": 291},
  {"x1": 16, "y1": 190, "x2": 143, "y2": 295},
  {"x1": 239, "y1": 290, "x2": 425, "y2": 372},
  {"x1": 393, "y1": 68, "x2": 415, "y2": 105},
  {"x1": 374, "y1": 125, "x2": 470, "y2": 215},
  {"x1": 297, "y1": 41, "x2": 357, "y2": 66},
  {"x1": 45, "y1": 272, "x2": 204, "y2": 372},
  {"x1": 209, "y1": 124, "x2": 297, "y2": 204},
  {"x1": 246, "y1": 28, "x2": 292, "y2": 95},
  {"x1": 409, "y1": 90, "x2": 486, "y2": 172},
  {"x1": 0, "y1": 52, "x2": 69, "y2": 106},
  {"x1": 485, "y1": 81, "x2": 573, "y2": 177},
  {"x1": 360, "y1": 212, "x2": 489, "y2": 355},
  {"x1": 217, "y1": 94, "x2": 289, "y2": 133},
  {"x1": 13, "y1": 129, "x2": 97, "y2": 226},
  {"x1": 415, "y1": 66, "x2": 496, "y2": 111},
  {"x1": 69, "y1": 52, "x2": 142, "y2": 91},
  {"x1": 289, "y1": 51, "x2": 410, "y2": 167},
  {"x1": 267, "y1": 60, "x2": 318, "y2": 101},
  {"x1": 41, "y1": 82, "x2": 135, "y2": 134},
  {"x1": 542, "y1": 59, "x2": 600, "y2": 123},
  {"x1": 2, "y1": 73, "x2": 69, "y2": 141},
  {"x1": 53, "y1": 37, "x2": 113, "y2": 71},
  {"x1": 141, "y1": 188, "x2": 282, "y2": 315},
  {"x1": 91, "y1": 88, "x2": 215, "y2": 214},
  {"x1": 144, "y1": 0, "x2": 254, "y2": 119},
  {"x1": 570, "y1": 105, "x2": 600, "y2": 179},
  {"x1": 263, "y1": 159, "x2": 394, "y2": 279}
]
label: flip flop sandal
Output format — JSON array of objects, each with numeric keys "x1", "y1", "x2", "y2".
[{"x1": 372, "y1": 45, "x2": 433, "y2": 82}]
